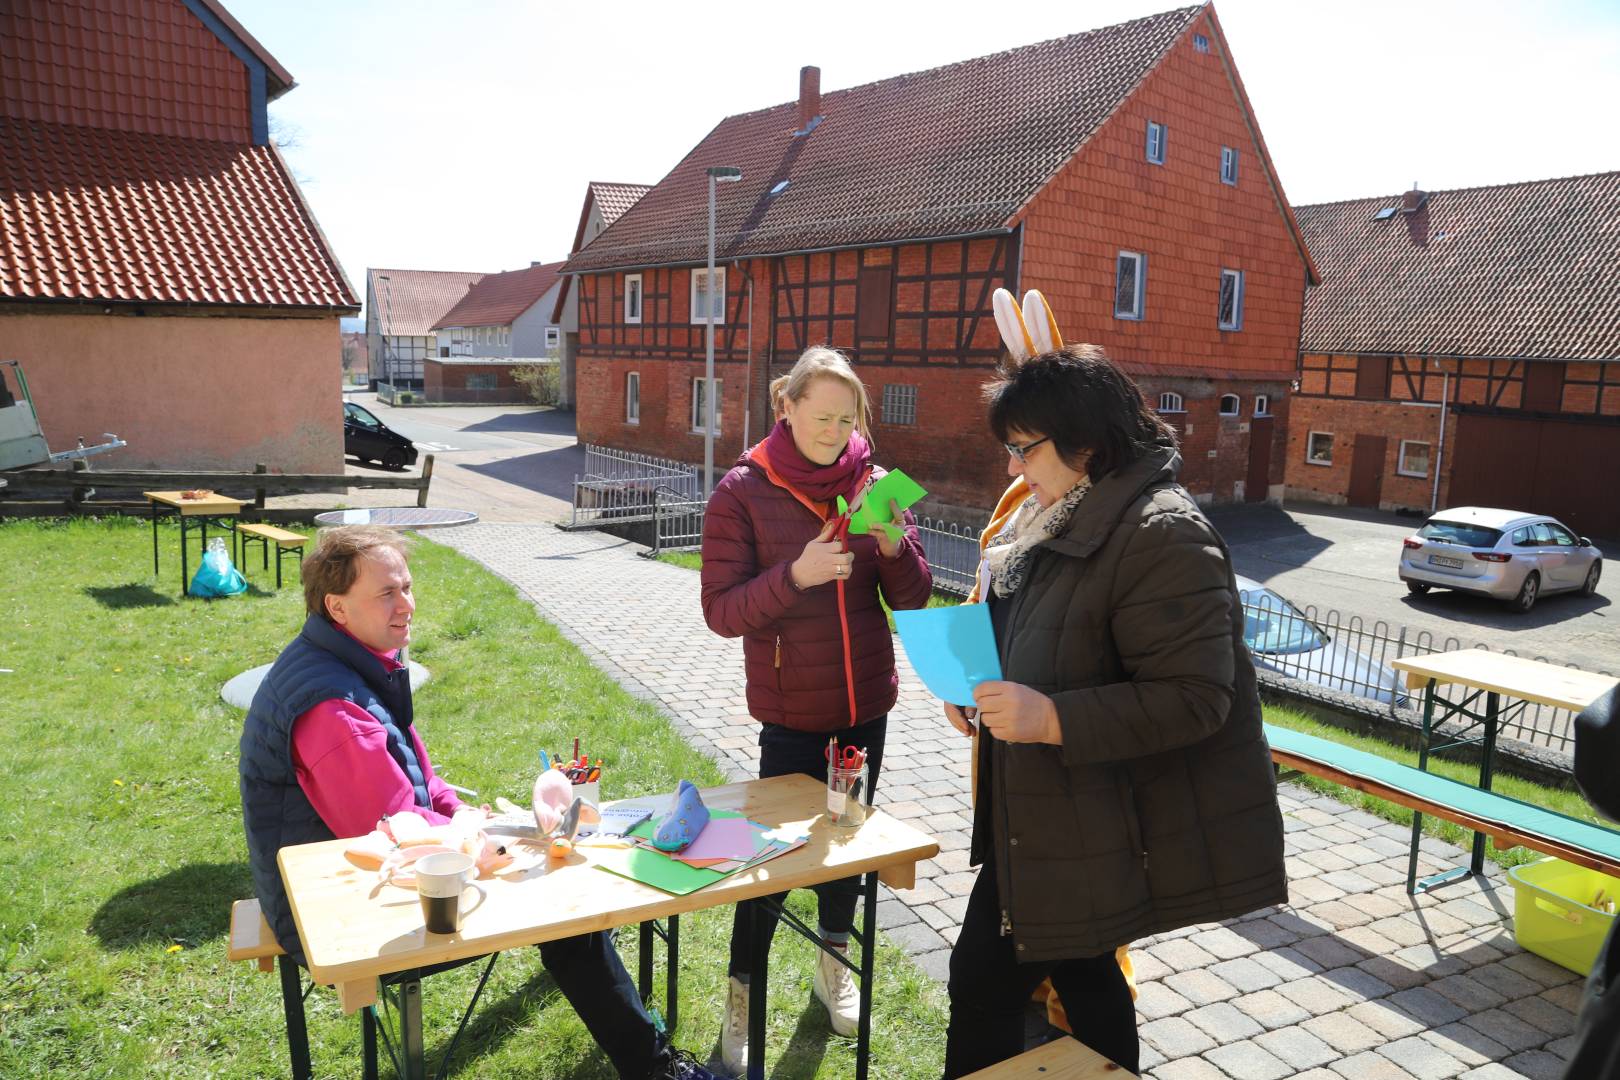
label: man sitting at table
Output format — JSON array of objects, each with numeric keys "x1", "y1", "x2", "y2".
[{"x1": 238, "y1": 525, "x2": 716, "y2": 1080}]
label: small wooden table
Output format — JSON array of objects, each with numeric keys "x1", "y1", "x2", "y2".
[
  {"x1": 962, "y1": 1036, "x2": 1138, "y2": 1079},
  {"x1": 143, "y1": 490, "x2": 248, "y2": 595},
  {"x1": 280, "y1": 773, "x2": 940, "y2": 1080},
  {"x1": 1391, "y1": 650, "x2": 1617, "y2": 892}
]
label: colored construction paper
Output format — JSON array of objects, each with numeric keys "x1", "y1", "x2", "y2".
[
  {"x1": 893, "y1": 604, "x2": 1002, "y2": 707},
  {"x1": 849, "y1": 470, "x2": 927, "y2": 541},
  {"x1": 671, "y1": 816, "x2": 767, "y2": 863},
  {"x1": 591, "y1": 845, "x2": 726, "y2": 896}
]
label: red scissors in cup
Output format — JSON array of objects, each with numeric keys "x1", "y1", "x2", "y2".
[{"x1": 825, "y1": 739, "x2": 866, "y2": 770}]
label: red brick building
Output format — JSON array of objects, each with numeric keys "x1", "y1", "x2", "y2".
[
  {"x1": 0, "y1": 0, "x2": 358, "y2": 472},
  {"x1": 1288, "y1": 173, "x2": 1620, "y2": 540},
  {"x1": 561, "y1": 4, "x2": 1315, "y2": 513}
]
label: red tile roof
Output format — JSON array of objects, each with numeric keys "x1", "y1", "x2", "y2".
[
  {"x1": 0, "y1": 117, "x2": 357, "y2": 309},
  {"x1": 563, "y1": 6, "x2": 1205, "y2": 274},
  {"x1": 368, "y1": 268, "x2": 487, "y2": 336},
  {"x1": 1296, "y1": 172, "x2": 1620, "y2": 361},
  {"x1": 590, "y1": 182, "x2": 651, "y2": 231},
  {"x1": 432, "y1": 262, "x2": 564, "y2": 329}
]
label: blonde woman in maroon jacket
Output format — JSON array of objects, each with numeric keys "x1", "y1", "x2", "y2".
[{"x1": 701, "y1": 346, "x2": 932, "y2": 1073}]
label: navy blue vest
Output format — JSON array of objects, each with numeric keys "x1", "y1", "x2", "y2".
[{"x1": 238, "y1": 614, "x2": 428, "y2": 963}]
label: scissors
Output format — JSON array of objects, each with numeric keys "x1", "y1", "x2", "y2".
[{"x1": 825, "y1": 740, "x2": 866, "y2": 770}]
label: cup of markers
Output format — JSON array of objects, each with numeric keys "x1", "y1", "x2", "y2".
[{"x1": 541, "y1": 740, "x2": 602, "y2": 807}]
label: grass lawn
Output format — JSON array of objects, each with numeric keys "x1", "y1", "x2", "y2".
[{"x1": 0, "y1": 518, "x2": 946, "y2": 1079}]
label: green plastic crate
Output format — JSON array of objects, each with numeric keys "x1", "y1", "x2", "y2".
[{"x1": 1508, "y1": 857, "x2": 1620, "y2": 976}]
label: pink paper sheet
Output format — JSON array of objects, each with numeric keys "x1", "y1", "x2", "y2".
[{"x1": 670, "y1": 816, "x2": 764, "y2": 863}]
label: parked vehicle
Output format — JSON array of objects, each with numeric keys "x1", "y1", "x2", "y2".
[
  {"x1": 343, "y1": 401, "x2": 417, "y2": 470},
  {"x1": 1235, "y1": 575, "x2": 1408, "y2": 706},
  {"x1": 1398, "y1": 507, "x2": 1602, "y2": 613}
]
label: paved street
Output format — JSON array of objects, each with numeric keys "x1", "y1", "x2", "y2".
[
  {"x1": 432, "y1": 521, "x2": 1588, "y2": 1080},
  {"x1": 1211, "y1": 503, "x2": 1618, "y2": 676}
]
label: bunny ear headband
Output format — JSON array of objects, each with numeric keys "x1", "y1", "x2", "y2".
[{"x1": 991, "y1": 287, "x2": 1064, "y2": 364}]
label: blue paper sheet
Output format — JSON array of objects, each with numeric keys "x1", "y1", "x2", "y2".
[{"x1": 893, "y1": 605, "x2": 1002, "y2": 706}]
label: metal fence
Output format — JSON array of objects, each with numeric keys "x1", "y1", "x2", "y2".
[
  {"x1": 914, "y1": 515, "x2": 990, "y2": 597},
  {"x1": 571, "y1": 445, "x2": 701, "y2": 528},
  {"x1": 651, "y1": 495, "x2": 706, "y2": 553},
  {"x1": 1238, "y1": 593, "x2": 1606, "y2": 753}
]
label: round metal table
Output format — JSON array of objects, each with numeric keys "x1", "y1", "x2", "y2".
[{"x1": 312, "y1": 507, "x2": 479, "y2": 529}]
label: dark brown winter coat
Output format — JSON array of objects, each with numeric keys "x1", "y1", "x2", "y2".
[{"x1": 972, "y1": 441, "x2": 1287, "y2": 961}]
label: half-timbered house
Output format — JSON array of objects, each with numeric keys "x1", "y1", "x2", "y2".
[
  {"x1": 1288, "y1": 174, "x2": 1620, "y2": 540},
  {"x1": 561, "y1": 4, "x2": 1316, "y2": 513}
]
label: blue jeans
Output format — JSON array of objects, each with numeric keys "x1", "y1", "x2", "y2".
[{"x1": 727, "y1": 715, "x2": 888, "y2": 978}]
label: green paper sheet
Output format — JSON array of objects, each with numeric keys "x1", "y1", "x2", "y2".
[
  {"x1": 594, "y1": 809, "x2": 752, "y2": 895},
  {"x1": 849, "y1": 469, "x2": 927, "y2": 541},
  {"x1": 591, "y1": 846, "x2": 727, "y2": 895}
]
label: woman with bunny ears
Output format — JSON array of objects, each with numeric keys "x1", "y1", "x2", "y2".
[
  {"x1": 700, "y1": 345, "x2": 933, "y2": 1074},
  {"x1": 938, "y1": 291, "x2": 1286, "y2": 1078}
]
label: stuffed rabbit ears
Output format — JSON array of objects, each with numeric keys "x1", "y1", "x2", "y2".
[{"x1": 992, "y1": 288, "x2": 1064, "y2": 364}]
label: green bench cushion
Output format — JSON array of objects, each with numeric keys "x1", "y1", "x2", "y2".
[{"x1": 1264, "y1": 723, "x2": 1620, "y2": 864}]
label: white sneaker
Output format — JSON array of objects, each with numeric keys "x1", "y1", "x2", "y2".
[
  {"x1": 719, "y1": 975, "x2": 749, "y2": 1075},
  {"x1": 812, "y1": 946, "x2": 860, "y2": 1037}
]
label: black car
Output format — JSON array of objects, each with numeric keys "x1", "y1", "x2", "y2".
[{"x1": 343, "y1": 401, "x2": 418, "y2": 469}]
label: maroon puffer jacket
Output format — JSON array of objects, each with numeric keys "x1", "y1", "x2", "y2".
[{"x1": 700, "y1": 448, "x2": 933, "y2": 732}]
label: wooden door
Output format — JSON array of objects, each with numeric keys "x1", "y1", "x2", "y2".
[
  {"x1": 1347, "y1": 434, "x2": 1387, "y2": 508},
  {"x1": 1245, "y1": 417, "x2": 1273, "y2": 502}
]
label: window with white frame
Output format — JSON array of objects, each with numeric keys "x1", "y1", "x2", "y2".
[
  {"x1": 544, "y1": 326, "x2": 560, "y2": 350},
  {"x1": 691, "y1": 377, "x2": 723, "y2": 434},
  {"x1": 1218, "y1": 269, "x2": 1245, "y2": 330},
  {"x1": 1397, "y1": 440, "x2": 1431, "y2": 478},
  {"x1": 1254, "y1": 394, "x2": 1271, "y2": 416},
  {"x1": 500, "y1": 326, "x2": 509, "y2": 346},
  {"x1": 1193, "y1": 33, "x2": 1210, "y2": 52},
  {"x1": 626, "y1": 372, "x2": 640, "y2": 424},
  {"x1": 1306, "y1": 431, "x2": 1334, "y2": 465},
  {"x1": 1157, "y1": 391, "x2": 1185, "y2": 414},
  {"x1": 625, "y1": 274, "x2": 643, "y2": 324},
  {"x1": 1220, "y1": 146, "x2": 1240, "y2": 186},
  {"x1": 1145, "y1": 121, "x2": 1166, "y2": 165},
  {"x1": 1218, "y1": 394, "x2": 1240, "y2": 416},
  {"x1": 882, "y1": 384, "x2": 917, "y2": 425},
  {"x1": 690, "y1": 268, "x2": 726, "y2": 324},
  {"x1": 1114, "y1": 251, "x2": 1146, "y2": 320}
]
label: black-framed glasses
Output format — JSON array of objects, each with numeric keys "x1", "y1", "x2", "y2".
[{"x1": 1003, "y1": 436, "x2": 1051, "y2": 464}]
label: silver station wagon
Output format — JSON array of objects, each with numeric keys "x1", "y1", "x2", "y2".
[{"x1": 1399, "y1": 507, "x2": 1603, "y2": 613}]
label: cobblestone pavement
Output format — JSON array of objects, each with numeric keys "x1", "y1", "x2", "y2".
[{"x1": 434, "y1": 523, "x2": 1583, "y2": 1079}]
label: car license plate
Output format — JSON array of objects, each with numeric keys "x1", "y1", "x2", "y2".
[{"x1": 1429, "y1": 555, "x2": 1464, "y2": 569}]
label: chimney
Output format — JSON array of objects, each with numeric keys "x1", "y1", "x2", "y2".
[
  {"x1": 798, "y1": 65, "x2": 821, "y2": 130},
  {"x1": 1402, "y1": 183, "x2": 1427, "y2": 213}
]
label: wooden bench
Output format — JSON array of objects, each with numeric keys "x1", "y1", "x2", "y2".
[
  {"x1": 228, "y1": 899, "x2": 312, "y2": 1080},
  {"x1": 237, "y1": 524, "x2": 308, "y2": 588},
  {"x1": 1266, "y1": 723, "x2": 1620, "y2": 893},
  {"x1": 962, "y1": 1037, "x2": 1138, "y2": 1078}
]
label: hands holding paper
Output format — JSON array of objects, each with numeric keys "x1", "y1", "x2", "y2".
[
  {"x1": 865, "y1": 499, "x2": 906, "y2": 558},
  {"x1": 945, "y1": 681, "x2": 1062, "y2": 745}
]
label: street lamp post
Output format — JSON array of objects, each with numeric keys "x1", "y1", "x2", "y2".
[{"x1": 704, "y1": 166, "x2": 742, "y2": 500}]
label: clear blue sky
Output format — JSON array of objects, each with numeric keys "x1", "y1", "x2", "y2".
[{"x1": 227, "y1": 0, "x2": 1620, "y2": 313}]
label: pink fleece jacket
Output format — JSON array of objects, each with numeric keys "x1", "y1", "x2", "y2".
[{"x1": 290, "y1": 630, "x2": 461, "y2": 838}]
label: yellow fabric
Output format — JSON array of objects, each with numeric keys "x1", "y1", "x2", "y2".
[{"x1": 962, "y1": 478, "x2": 1137, "y2": 1012}]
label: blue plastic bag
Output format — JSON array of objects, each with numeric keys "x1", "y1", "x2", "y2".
[{"x1": 189, "y1": 538, "x2": 247, "y2": 598}]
